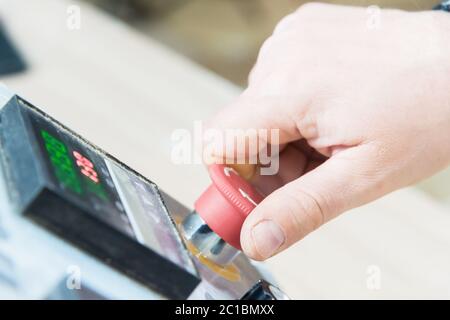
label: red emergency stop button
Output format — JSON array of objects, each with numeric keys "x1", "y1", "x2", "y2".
[{"x1": 194, "y1": 164, "x2": 264, "y2": 250}]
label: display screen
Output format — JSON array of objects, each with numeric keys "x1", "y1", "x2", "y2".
[
  {"x1": 41, "y1": 130, "x2": 109, "y2": 201},
  {"x1": 21, "y1": 100, "x2": 196, "y2": 276},
  {"x1": 40, "y1": 130, "x2": 82, "y2": 195},
  {"x1": 29, "y1": 110, "x2": 134, "y2": 237}
]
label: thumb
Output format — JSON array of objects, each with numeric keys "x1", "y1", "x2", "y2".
[{"x1": 240, "y1": 145, "x2": 381, "y2": 260}]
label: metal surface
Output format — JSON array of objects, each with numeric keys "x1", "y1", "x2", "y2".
[
  {"x1": 241, "y1": 279, "x2": 290, "y2": 300},
  {"x1": 181, "y1": 211, "x2": 239, "y2": 266}
]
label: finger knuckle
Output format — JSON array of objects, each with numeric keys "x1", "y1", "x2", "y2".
[
  {"x1": 281, "y1": 187, "x2": 327, "y2": 237},
  {"x1": 273, "y1": 13, "x2": 295, "y2": 34},
  {"x1": 295, "y1": 2, "x2": 325, "y2": 16},
  {"x1": 257, "y1": 35, "x2": 274, "y2": 61}
]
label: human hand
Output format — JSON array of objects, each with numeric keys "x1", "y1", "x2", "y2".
[{"x1": 206, "y1": 4, "x2": 450, "y2": 260}]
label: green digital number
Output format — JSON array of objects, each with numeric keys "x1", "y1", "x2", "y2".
[
  {"x1": 41, "y1": 130, "x2": 82, "y2": 194},
  {"x1": 84, "y1": 177, "x2": 108, "y2": 201}
]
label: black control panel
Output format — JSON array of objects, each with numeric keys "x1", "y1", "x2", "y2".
[{"x1": 0, "y1": 96, "x2": 199, "y2": 299}]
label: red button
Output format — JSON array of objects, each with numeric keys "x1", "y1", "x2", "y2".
[{"x1": 194, "y1": 164, "x2": 264, "y2": 250}]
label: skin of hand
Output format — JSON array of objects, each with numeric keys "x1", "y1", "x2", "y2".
[{"x1": 206, "y1": 4, "x2": 450, "y2": 261}]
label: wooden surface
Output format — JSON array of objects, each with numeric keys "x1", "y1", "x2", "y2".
[{"x1": 1, "y1": 0, "x2": 449, "y2": 299}]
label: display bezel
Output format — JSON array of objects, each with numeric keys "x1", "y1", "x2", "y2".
[{"x1": 27, "y1": 105, "x2": 136, "y2": 238}]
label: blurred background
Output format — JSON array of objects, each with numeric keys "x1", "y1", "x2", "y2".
[{"x1": 86, "y1": 0, "x2": 436, "y2": 86}]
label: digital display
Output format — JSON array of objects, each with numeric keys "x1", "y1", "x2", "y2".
[
  {"x1": 19, "y1": 99, "x2": 196, "y2": 278},
  {"x1": 41, "y1": 130, "x2": 108, "y2": 201},
  {"x1": 27, "y1": 109, "x2": 135, "y2": 238}
]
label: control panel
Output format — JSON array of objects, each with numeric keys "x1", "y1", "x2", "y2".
[{"x1": 0, "y1": 87, "x2": 287, "y2": 300}]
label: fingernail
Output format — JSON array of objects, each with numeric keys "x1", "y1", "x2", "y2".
[{"x1": 251, "y1": 220, "x2": 285, "y2": 259}]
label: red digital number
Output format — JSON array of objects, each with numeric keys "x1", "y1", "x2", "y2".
[{"x1": 72, "y1": 151, "x2": 99, "y2": 183}]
